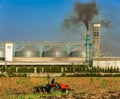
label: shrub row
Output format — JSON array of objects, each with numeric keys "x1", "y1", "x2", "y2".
[
  {"x1": 66, "y1": 73, "x2": 120, "y2": 77},
  {"x1": 43, "y1": 66, "x2": 61, "y2": 73},
  {"x1": 18, "y1": 66, "x2": 34, "y2": 73},
  {"x1": 0, "y1": 65, "x2": 119, "y2": 73},
  {"x1": 8, "y1": 73, "x2": 27, "y2": 77}
]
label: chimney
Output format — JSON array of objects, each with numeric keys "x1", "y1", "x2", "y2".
[{"x1": 93, "y1": 24, "x2": 101, "y2": 57}]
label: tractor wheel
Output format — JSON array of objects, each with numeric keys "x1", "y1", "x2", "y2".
[
  {"x1": 50, "y1": 87, "x2": 57, "y2": 93},
  {"x1": 65, "y1": 89, "x2": 69, "y2": 94},
  {"x1": 62, "y1": 89, "x2": 69, "y2": 94}
]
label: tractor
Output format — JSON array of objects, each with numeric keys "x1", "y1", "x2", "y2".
[{"x1": 33, "y1": 79, "x2": 71, "y2": 93}]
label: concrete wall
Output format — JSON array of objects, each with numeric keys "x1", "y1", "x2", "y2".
[
  {"x1": 13, "y1": 57, "x2": 85, "y2": 61},
  {"x1": 0, "y1": 57, "x2": 86, "y2": 65},
  {"x1": 93, "y1": 57, "x2": 120, "y2": 68}
]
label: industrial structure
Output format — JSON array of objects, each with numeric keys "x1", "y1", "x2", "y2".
[
  {"x1": 93, "y1": 24, "x2": 101, "y2": 57},
  {"x1": 0, "y1": 23, "x2": 120, "y2": 69},
  {"x1": 0, "y1": 41, "x2": 85, "y2": 66}
]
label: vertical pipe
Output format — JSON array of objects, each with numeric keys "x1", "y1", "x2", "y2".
[
  {"x1": 86, "y1": 31, "x2": 91, "y2": 66},
  {"x1": 38, "y1": 46, "x2": 44, "y2": 57}
]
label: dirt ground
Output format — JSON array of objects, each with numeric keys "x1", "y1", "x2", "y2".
[{"x1": 0, "y1": 77, "x2": 120, "y2": 99}]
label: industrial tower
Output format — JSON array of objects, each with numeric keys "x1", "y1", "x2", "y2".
[
  {"x1": 85, "y1": 31, "x2": 91, "y2": 66},
  {"x1": 93, "y1": 24, "x2": 101, "y2": 57}
]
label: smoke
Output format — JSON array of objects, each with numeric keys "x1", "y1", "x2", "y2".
[
  {"x1": 62, "y1": 0, "x2": 120, "y2": 56},
  {"x1": 101, "y1": 18, "x2": 111, "y2": 28},
  {"x1": 98, "y1": 0, "x2": 120, "y2": 56},
  {"x1": 62, "y1": 1, "x2": 98, "y2": 31},
  {"x1": 74, "y1": 1, "x2": 98, "y2": 30}
]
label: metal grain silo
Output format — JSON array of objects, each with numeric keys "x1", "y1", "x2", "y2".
[
  {"x1": 70, "y1": 47, "x2": 85, "y2": 57},
  {"x1": 0, "y1": 46, "x2": 5, "y2": 59},
  {"x1": 15, "y1": 46, "x2": 40, "y2": 57},
  {"x1": 42, "y1": 46, "x2": 68, "y2": 57}
]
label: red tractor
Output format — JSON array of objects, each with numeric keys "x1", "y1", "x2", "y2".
[
  {"x1": 34, "y1": 79, "x2": 71, "y2": 93},
  {"x1": 48, "y1": 82, "x2": 70, "y2": 93}
]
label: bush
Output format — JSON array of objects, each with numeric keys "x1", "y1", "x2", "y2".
[
  {"x1": 43, "y1": 66, "x2": 62, "y2": 73},
  {"x1": 76, "y1": 65, "x2": 88, "y2": 73},
  {"x1": 44, "y1": 66, "x2": 51, "y2": 73},
  {"x1": 66, "y1": 73, "x2": 102, "y2": 77},
  {"x1": 64, "y1": 66, "x2": 73, "y2": 73},
  {"x1": 51, "y1": 66, "x2": 61, "y2": 73},
  {"x1": 18, "y1": 66, "x2": 34, "y2": 73},
  {"x1": 27, "y1": 67, "x2": 34, "y2": 73},
  {"x1": 112, "y1": 74, "x2": 120, "y2": 77},
  {"x1": 104, "y1": 74, "x2": 113, "y2": 77},
  {"x1": 65, "y1": 73, "x2": 120, "y2": 77},
  {"x1": 9, "y1": 66, "x2": 16, "y2": 73},
  {"x1": 37, "y1": 66, "x2": 42, "y2": 73},
  {"x1": 8, "y1": 73, "x2": 27, "y2": 77},
  {"x1": 1, "y1": 65, "x2": 120, "y2": 74},
  {"x1": 18, "y1": 66, "x2": 27, "y2": 73},
  {"x1": 0, "y1": 74, "x2": 6, "y2": 77},
  {"x1": 0, "y1": 66, "x2": 5, "y2": 72},
  {"x1": 17, "y1": 73, "x2": 27, "y2": 77}
]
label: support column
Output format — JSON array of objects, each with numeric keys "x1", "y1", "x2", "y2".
[
  {"x1": 16, "y1": 67, "x2": 19, "y2": 73},
  {"x1": 42, "y1": 67, "x2": 44, "y2": 73},
  {"x1": 34, "y1": 67, "x2": 37, "y2": 73},
  {"x1": 65, "y1": 67, "x2": 67, "y2": 72},
  {"x1": 61, "y1": 67, "x2": 64, "y2": 73},
  {"x1": 38, "y1": 46, "x2": 44, "y2": 57},
  {"x1": 65, "y1": 46, "x2": 71, "y2": 56}
]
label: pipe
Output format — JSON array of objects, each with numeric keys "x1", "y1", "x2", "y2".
[{"x1": 85, "y1": 31, "x2": 92, "y2": 67}]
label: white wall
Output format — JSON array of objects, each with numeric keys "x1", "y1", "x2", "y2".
[
  {"x1": 93, "y1": 57, "x2": 120, "y2": 68},
  {"x1": 107, "y1": 61, "x2": 115, "y2": 67},
  {"x1": 5, "y1": 43, "x2": 13, "y2": 61},
  {"x1": 97, "y1": 61, "x2": 107, "y2": 68},
  {"x1": 116, "y1": 61, "x2": 120, "y2": 68}
]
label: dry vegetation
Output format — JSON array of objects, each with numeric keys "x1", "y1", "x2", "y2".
[{"x1": 0, "y1": 77, "x2": 120, "y2": 99}]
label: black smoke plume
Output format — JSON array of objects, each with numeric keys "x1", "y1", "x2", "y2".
[
  {"x1": 74, "y1": 1, "x2": 98, "y2": 30},
  {"x1": 63, "y1": 1, "x2": 98, "y2": 31}
]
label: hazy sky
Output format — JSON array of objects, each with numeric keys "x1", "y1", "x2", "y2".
[{"x1": 0, "y1": 0, "x2": 120, "y2": 43}]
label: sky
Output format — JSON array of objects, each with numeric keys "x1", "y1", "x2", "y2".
[
  {"x1": 0, "y1": 0, "x2": 75, "y2": 41},
  {"x1": 0, "y1": 0, "x2": 120, "y2": 55}
]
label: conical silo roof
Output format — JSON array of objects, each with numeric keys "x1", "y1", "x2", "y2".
[
  {"x1": 45, "y1": 46, "x2": 66, "y2": 51},
  {"x1": 43, "y1": 46, "x2": 68, "y2": 57},
  {"x1": 17, "y1": 46, "x2": 38, "y2": 51},
  {"x1": 15, "y1": 45, "x2": 40, "y2": 57},
  {"x1": 70, "y1": 47, "x2": 85, "y2": 57}
]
